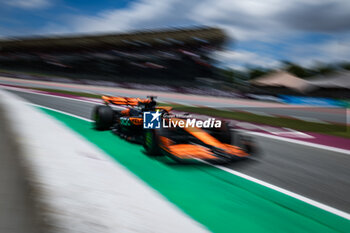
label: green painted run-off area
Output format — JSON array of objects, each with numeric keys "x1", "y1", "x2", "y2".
[{"x1": 40, "y1": 107, "x2": 350, "y2": 233}]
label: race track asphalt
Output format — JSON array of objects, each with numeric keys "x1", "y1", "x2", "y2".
[
  {"x1": 7, "y1": 89, "x2": 350, "y2": 215},
  {"x1": 0, "y1": 76, "x2": 347, "y2": 124}
]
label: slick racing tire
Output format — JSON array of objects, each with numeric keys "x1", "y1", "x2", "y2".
[
  {"x1": 208, "y1": 121, "x2": 232, "y2": 144},
  {"x1": 93, "y1": 105, "x2": 114, "y2": 130},
  {"x1": 237, "y1": 134, "x2": 256, "y2": 155},
  {"x1": 143, "y1": 129, "x2": 162, "y2": 156}
]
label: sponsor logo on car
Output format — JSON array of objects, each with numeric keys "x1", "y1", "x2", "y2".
[
  {"x1": 163, "y1": 118, "x2": 221, "y2": 128},
  {"x1": 143, "y1": 111, "x2": 161, "y2": 129},
  {"x1": 143, "y1": 111, "x2": 221, "y2": 129}
]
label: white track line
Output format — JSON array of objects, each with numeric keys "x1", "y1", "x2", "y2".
[
  {"x1": 11, "y1": 86, "x2": 350, "y2": 155},
  {"x1": 29, "y1": 102, "x2": 350, "y2": 221},
  {"x1": 245, "y1": 131, "x2": 350, "y2": 156},
  {"x1": 200, "y1": 160, "x2": 350, "y2": 221},
  {"x1": 3, "y1": 90, "x2": 207, "y2": 233},
  {"x1": 18, "y1": 88, "x2": 350, "y2": 155},
  {"x1": 21, "y1": 88, "x2": 350, "y2": 154}
]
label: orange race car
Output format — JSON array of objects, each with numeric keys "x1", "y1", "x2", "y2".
[{"x1": 92, "y1": 96, "x2": 255, "y2": 163}]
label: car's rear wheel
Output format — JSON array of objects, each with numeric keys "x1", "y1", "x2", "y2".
[
  {"x1": 143, "y1": 129, "x2": 162, "y2": 155},
  {"x1": 93, "y1": 105, "x2": 114, "y2": 130}
]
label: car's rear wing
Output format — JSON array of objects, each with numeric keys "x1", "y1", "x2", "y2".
[{"x1": 102, "y1": 96, "x2": 151, "y2": 106}]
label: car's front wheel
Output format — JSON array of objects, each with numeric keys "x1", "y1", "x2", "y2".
[
  {"x1": 208, "y1": 121, "x2": 232, "y2": 144},
  {"x1": 237, "y1": 134, "x2": 256, "y2": 154},
  {"x1": 143, "y1": 129, "x2": 162, "y2": 155}
]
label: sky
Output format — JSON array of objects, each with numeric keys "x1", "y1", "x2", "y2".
[{"x1": 0, "y1": 0, "x2": 349, "y2": 70}]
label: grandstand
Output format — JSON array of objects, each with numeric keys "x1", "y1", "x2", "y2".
[{"x1": 0, "y1": 27, "x2": 227, "y2": 85}]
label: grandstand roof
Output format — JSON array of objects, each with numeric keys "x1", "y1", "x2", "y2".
[
  {"x1": 307, "y1": 71, "x2": 350, "y2": 89},
  {"x1": 0, "y1": 27, "x2": 227, "y2": 53},
  {"x1": 250, "y1": 71, "x2": 310, "y2": 92}
]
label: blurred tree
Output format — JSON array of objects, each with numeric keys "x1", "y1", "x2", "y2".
[
  {"x1": 281, "y1": 61, "x2": 311, "y2": 78},
  {"x1": 280, "y1": 61, "x2": 319, "y2": 78},
  {"x1": 248, "y1": 68, "x2": 272, "y2": 80},
  {"x1": 312, "y1": 63, "x2": 337, "y2": 75},
  {"x1": 340, "y1": 62, "x2": 350, "y2": 71}
]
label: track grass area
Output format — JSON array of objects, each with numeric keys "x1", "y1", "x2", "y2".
[
  {"x1": 39, "y1": 107, "x2": 350, "y2": 233},
  {"x1": 23, "y1": 86, "x2": 349, "y2": 138}
]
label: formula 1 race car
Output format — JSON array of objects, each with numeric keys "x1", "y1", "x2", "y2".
[{"x1": 92, "y1": 96, "x2": 255, "y2": 163}]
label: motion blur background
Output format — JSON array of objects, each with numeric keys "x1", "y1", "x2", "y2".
[
  {"x1": 1, "y1": 1, "x2": 350, "y2": 233},
  {"x1": 0, "y1": 0, "x2": 349, "y2": 103}
]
